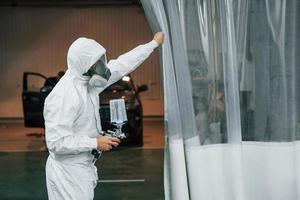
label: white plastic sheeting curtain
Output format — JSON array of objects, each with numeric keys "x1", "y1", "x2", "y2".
[{"x1": 141, "y1": 0, "x2": 300, "y2": 200}]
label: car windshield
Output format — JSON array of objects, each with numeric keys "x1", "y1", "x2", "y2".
[{"x1": 106, "y1": 79, "x2": 133, "y2": 91}]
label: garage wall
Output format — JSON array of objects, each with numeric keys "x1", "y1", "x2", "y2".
[{"x1": 0, "y1": 6, "x2": 163, "y2": 118}]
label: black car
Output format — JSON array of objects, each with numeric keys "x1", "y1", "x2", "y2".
[{"x1": 22, "y1": 72, "x2": 148, "y2": 146}]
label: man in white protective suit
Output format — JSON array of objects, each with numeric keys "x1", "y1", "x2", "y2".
[{"x1": 44, "y1": 32, "x2": 164, "y2": 200}]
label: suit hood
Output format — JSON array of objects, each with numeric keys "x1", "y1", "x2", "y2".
[{"x1": 67, "y1": 37, "x2": 107, "y2": 81}]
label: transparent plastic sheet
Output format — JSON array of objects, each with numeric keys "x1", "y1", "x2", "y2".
[
  {"x1": 141, "y1": 1, "x2": 189, "y2": 199},
  {"x1": 181, "y1": 0, "x2": 214, "y2": 145},
  {"x1": 236, "y1": 1, "x2": 300, "y2": 198},
  {"x1": 142, "y1": 0, "x2": 300, "y2": 199},
  {"x1": 179, "y1": 0, "x2": 243, "y2": 145},
  {"x1": 238, "y1": 0, "x2": 300, "y2": 142},
  {"x1": 181, "y1": 1, "x2": 244, "y2": 199},
  {"x1": 163, "y1": 0, "x2": 198, "y2": 144},
  {"x1": 142, "y1": 0, "x2": 243, "y2": 198}
]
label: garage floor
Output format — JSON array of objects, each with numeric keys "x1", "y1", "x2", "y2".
[{"x1": 0, "y1": 118, "x2": 164, "y2": 200}]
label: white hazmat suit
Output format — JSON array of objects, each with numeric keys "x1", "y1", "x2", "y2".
[{"x1": 44, "y1": 37, "x2": 158, "y2": 200}]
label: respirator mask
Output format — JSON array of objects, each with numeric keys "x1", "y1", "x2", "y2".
[{"x1": 83, "y1": 56, "x2": 111, "y2": 88}]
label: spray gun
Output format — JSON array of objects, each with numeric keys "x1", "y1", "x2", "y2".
[{"x1": 92, "y1": 98, "x2": 128, "y2": 162}]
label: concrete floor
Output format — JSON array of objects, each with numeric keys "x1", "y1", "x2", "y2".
[{"x1": 0, "y1": 119, "x2": 164, "y2": 200}]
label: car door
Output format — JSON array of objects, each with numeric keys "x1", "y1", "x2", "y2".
[{"x1": 22, "y1": 72, "x2": 48, "y2": 128}]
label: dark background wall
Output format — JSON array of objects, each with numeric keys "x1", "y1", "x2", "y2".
[{"x1": 0, "y1": 5, "x2": 163, "y2": 118}]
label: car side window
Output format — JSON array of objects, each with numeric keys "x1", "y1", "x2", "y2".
[{"x1": 26, "y1": 75, "x2": 47, "y2": 92}]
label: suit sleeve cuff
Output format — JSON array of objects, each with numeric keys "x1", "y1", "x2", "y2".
[
  {"x1": 149, "y1": 40, "x2": 159, "y2": 49},
  {"x1": 90, "y1": 138, "x2": 98, "y2": 149}
]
